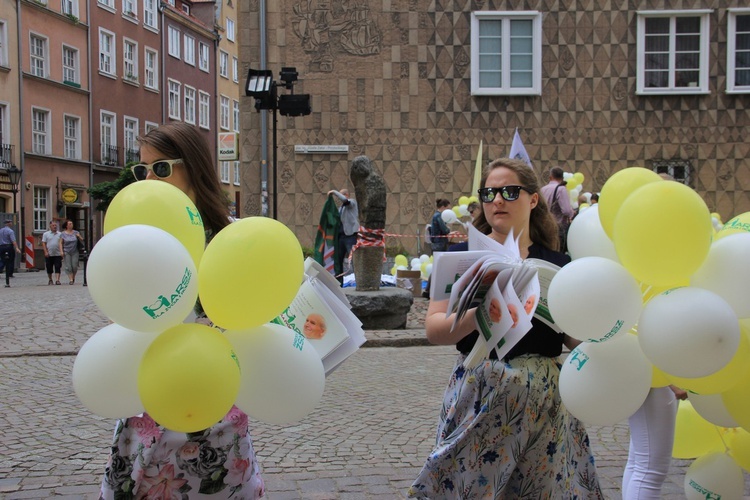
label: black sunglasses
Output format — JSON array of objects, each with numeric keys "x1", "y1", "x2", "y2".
[
  {"x1": 131, "y1": 159, "x2": 183, "y2": 181},
  {"x1": 477, "y1": 185, "x2": 534, "y2": 203}
]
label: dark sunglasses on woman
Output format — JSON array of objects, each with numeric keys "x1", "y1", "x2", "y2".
[
  {"x1": 130, "y1": 159, "x2": 183, "y2": 181},
  {"x1": 477, "y1": 185, "x2": 534, "y2": 203}
]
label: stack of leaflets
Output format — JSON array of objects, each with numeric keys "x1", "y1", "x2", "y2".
[
  {"x1": 430, "y1": 225, "x2": 561, "y2": 369},
  {"x1": 271, "y1": 258, "x2": 366, "y2": 375}
]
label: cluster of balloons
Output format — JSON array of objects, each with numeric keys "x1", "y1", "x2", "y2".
[
  {"x1": 546, "y1": 167, "x2": 750, "y2": 498},
  {"x1": 73, "y1": 181, "x2": 323, "y2": 432},
  {"x1": 391, "y1": 253, "x2": 433, "y2": 281}
]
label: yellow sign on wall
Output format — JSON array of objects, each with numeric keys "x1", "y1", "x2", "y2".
[{"x1": 62, "y1": 188, "x2": 78, "y2": 204}]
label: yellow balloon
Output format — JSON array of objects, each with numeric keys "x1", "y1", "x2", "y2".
[
  {"x1": 394, "y1": 254, "x2": 408, "y2": 267},
  {"x1": 727, "y1": 428, "x2": 750, "y2": 472},
  {"x1": 573, "y1": 172, "x2": 585, "y2": 184},
  {"x1": 452, "y1": 206, "x2": 462, "y2": 217},
  {"x1": 458, "y1": 196, "x2": 470, "y2": 206},
  {"x1": 104, "y1": 181, "x2": 206, "y2": 267},
  {"x1": 138, "y1": 323, "x2": 240, "y2": 433},
  {"x1": 714, "y1": 212, "x2": 750, "y2": 241},
  {"x1": 667, "y1": 329, "x2": 750, "y2": 394},
  {"x1": 599, "y1": 167, "x2": 662, "y2": 239},
  {"x1": 468, "y1": 196, "x2": 479, "y2": 204},
  {"x1": 390, "y1": 265, "x2": 397, "y2": 276},
  {"x1": 710, "y1": 212, "x2": 724, "y2": 224},
  {"x1": 673, "y1": 400, "x2": 726, "y2": 459},
  {"x1": 565, "y1": 179, "x2": 579, "y2": 191},
  {"x1": 613, "y1": 181, "x2": 712, "y2": 287},
  {"x1": 651, "y1": 365, "x2": 671, "y2": 388},
  {"x1": 722, "y1": 369, "x2": 750, "y2": 432},
  {"x1": 198, "y1": 217, "x2": 303, "y2": 330}
]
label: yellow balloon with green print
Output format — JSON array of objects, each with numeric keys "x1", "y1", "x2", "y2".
[{"x1": 598, "y1": 167, "x2": 662, "y2": 239}]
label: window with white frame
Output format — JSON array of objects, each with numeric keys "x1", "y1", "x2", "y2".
[
  {"x1": 144, "y1": 47, "x2": 158, "y2": 89},
  {"x1": 184, "y1": 86, "x2": 196, "y2": 124},
  {"x1": 168, "y1": 80, "x2": 181, "y2": 119},
  {"x1": 728, "y1": 9, "x2": 750, "y2": 93},
  {"x1": 0, "y1": 21, "x2": 7, "y2": 67},
  {"x1": 198, "y1": 90, "x2": 210, "y2": 129},
  {"x1": 220, "y1": 161, "x2": 230, "y2": 183},
  {"x1": 219, "y1": 50, "x2": 228, "y2": 78},
  {"x1": 62, "y1": 0, "x2": 78, "y2": 17},
  {"x1": 199, "y1": 42, "x2": 209, "y2": 72},
  {"x1": 184, "y1": 34, "x2": 195, "y2": 65},
  {"x1": 30, "y1": 34, "x2": 48, "y2": 78},
  {"x1": 99, "y1": 29, "x2": 115, "y2": 75},
  {"x1": 0, "y1": 103, "x2": 6, "y2": 145},
  {"x1": 233, "y1": 56, "x2": 238, "y2": 82},
  {"x1": 181, "y1": 4, "x2": 189, "y2": 15},
  {"x1": 653, "y1": 160, "x2": 691, "y2": 185},
  {"x1": 98, "y1": 0, "x2": 115, "y2": 9},
  {"x1": 123, "y1": 0, "x2": 136, "y2": 16},
  {"x1": 145, "y1": 121, "x2": 158, "y2": 134},
  {"x1": 62, "y1": 45, "x2": 78, "y2": 84},
  {"x1": 100, "y1": 111, "x2": 117, "y2": 165},
  {"x1": 124, "y1": 117, "x2": 139, "y2": 163},
  {"x1": 636, "y1": 10, "x2": 710, "y2": 94},
  {"x1": 233, "y1": 100, "x2": 240, "y2": 132},
  {"x1": 123, "y1": 39, "x2": 138, "y2": 80},
  {"x1": 63, "y1": 115, "x2": 79, "y2": 159},
  {"x1": 470, "y1": 12, "x2": 542, "y2": 96},
  {"x1": 226, "y1": 18, "x2": 235, "y2": 42},
  {"x1": 234, "y1": 161, "x2": 240, "y2": 185},
  {"x1": 33, "y1": 187, "x2": 49, "y2": 232},
  {"x1": 143, "y1": 0, "x2": 157, "y2": 29},
  {"x1": 31, "y1": 108, "x2": 49, "y2": 155},
  {"x1": 168, "y1": 26, "x2": 180, "y2": 58},
  {"x1": 220, "y1": 95, "x2": 230, "y2": 130}
]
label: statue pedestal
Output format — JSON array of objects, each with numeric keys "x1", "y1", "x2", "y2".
[
  {"x1": 343, "y1": 288, "x2": 414, "y2": 330},
  {"x1": 352, "y1": 246, "x2": 383, "y2": 291}
]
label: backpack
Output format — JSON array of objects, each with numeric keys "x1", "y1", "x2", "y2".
[{"x1": 424, "y1": 224, "x2": 432, "y2": 244}]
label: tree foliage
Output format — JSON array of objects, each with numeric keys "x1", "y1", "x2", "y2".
[{"x1": 88, "y1": 165, "x2": 136, "y2": 212}]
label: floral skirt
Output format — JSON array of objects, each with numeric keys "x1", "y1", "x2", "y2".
[
  {"x1": 409, "y1": 354, "x2": 603, "y2": 499},
  {"x1": 99, "y1": 406, "x2": 264, "y2": 499}
]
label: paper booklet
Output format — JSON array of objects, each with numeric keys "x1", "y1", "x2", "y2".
[
  {"x1": 271, "y1": 258, "x2": 366, "y2": 375},
  {"x1": 430, "y1": 226, "x2": 561, "y2": 369}
]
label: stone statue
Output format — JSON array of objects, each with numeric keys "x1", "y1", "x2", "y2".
[{"x1": 349, "y1": 155, "x2": 386, "y2": 291}]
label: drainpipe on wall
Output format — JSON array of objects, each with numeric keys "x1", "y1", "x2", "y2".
[
  {"x1": 259, "y1": 0, "x2": 268, "y2": 217},
  {"x1": 86, "y1": 0, "x2": 94, "y2": 247},
  {"x1": 15, "y1": 0, "x2": 26, "y2": 244},
  {"x1": 159, "y1": 2, "x2": 166, "y2": 122}
]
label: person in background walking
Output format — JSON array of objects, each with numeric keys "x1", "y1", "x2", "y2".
[
  {"x1": 42, "y1": 221, "x2": 63, "y2": 285},
  {"x1": 99, "y1": 122, "x2": 264, "y2": 499},
  {"x1": 0, "y1": 218, "x2": 21, "y2": 287},
  {"x1": 327, "y1": 188, "x2": 359, "y2": 277},
  {"x1": 59, "y1": 220, "x2": 84, "y2": 285},
  {"x1": 430, "y1": 198, "x2": 452, "y2": 252},
  {"x1": 541, "y1": 166, "x2": 575, "y2": 252}
]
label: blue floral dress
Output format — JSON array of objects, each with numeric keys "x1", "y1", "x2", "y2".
[
  {"x1": 408, "y1": 353, "x2": 603, "y2": 499},
  {"x1": 99, "y1": 406, "x2": 264, "y2": 499}
]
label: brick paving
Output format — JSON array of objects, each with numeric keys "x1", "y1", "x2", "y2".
[{"x1": 0, "y1": 271, "x2": 748, "y2": 498}]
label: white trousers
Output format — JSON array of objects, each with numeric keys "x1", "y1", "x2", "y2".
[{"x1": 622, "y1": 386, "x2": 678, "y2": 499}]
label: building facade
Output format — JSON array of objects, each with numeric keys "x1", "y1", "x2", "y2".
[
  {"x1": 239, "y1": 0, "x2": 750, "y2": 255},
  {"x1": 0, "y1": 1, "x2": 21, "y2": 217}
]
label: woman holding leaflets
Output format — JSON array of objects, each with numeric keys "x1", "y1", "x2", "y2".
[{"x1": 409, "y1": 158, "x2": 603, "y2": 499}]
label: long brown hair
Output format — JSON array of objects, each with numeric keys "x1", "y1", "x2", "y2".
[
  {"x1": 472, "y1": 158, "x2": 560, "y2": 251},
  {"x1": 138, "y1": 123, "x2": 229, "y2": 234}
]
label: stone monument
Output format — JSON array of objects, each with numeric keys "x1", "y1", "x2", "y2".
[{"x1": 345, "y1": 155, "x2": 413, "y2": 329}]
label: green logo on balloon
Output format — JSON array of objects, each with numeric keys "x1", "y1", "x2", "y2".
[
  {"x1": 568, "y1": 350, "x2": 590, "y2": 371},
  {"x1": 142, "y1": 268, "x2": 193, "y2": 319},
  {"x1": 186, "y1": 207, "x2": 203, "y2": 226}
]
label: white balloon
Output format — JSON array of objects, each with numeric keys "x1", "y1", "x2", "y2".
[
  {"x1": 419, "y1": 254, "x2": 430, "y2": 263},
  {"x1": 684, "y1": 452, "x2": 744, "y2": 500},
  {"x1": 691, "y1": 233, "x2": 750, "y2": 318},
  {"x1": 73, "y1": 324, "x2": 159, "y2": 418},
  {"x1": 458, "y1": 204, "x2": 470, "y2": 217},
  {"x1": 638, "y1": 287, "x2": 740, "y2": 378},
  {"x1": 566, "y1": 205, "x2": 620, "y2": 262},
  {"x1": 689, "y1": 393, "x2": 740, "y2": 428},
  {"x1": 559, "y1": 333, "x2": 652, "y2": 426},
  {"x1": 410, "y1": 258, "x2": 421, "y2": 270},
  {"x1": 548, "y1": 257, "x2": 642, "y2": 342},
  {"x1": 225, "y1": 323, "x2": 325, "y2": 425},
  {"x1": 87, "y1": 225, "x2": 198, "y2": 333},
  {"x1": 423, "y1": 263, "x2": 433, "y2": 278},
  {"x1": 441, "y1": 210, "x2": 458, "y2": 224}
]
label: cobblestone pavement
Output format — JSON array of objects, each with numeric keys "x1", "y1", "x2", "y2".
[{"x1": 1, "y1": 272, "x2": 748, "y2": 498}]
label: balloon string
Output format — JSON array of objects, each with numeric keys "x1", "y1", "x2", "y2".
[
  {"x1": 717, "y1": 426, "x2": 731, "y2": 454},
  {"x1": 641, "y1": 282, "x2": 652, "y2": 300}
]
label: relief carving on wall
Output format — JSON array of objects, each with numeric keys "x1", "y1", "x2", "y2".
[
  {"x1": 400, "y1": 163, "x2": 417, "y2": 190},
  {"x1": 292, "y1": 0, "x2": 383, "y2": 72}
]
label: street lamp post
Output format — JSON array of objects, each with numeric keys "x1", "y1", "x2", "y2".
[
  {"x1": 246, "y1": 67, "x2": 311, "y2": 220},
  {"x1": 6, "y1": 166, "x2": 22, "y2": 273}
]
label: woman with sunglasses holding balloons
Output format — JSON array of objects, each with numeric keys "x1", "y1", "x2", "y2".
[
  {"x1": 99, "y1": 122, "x2": 265, "y2": 499},
  {"x1": 409, "y1": 158, "x2": 603, "y2": 499}
]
